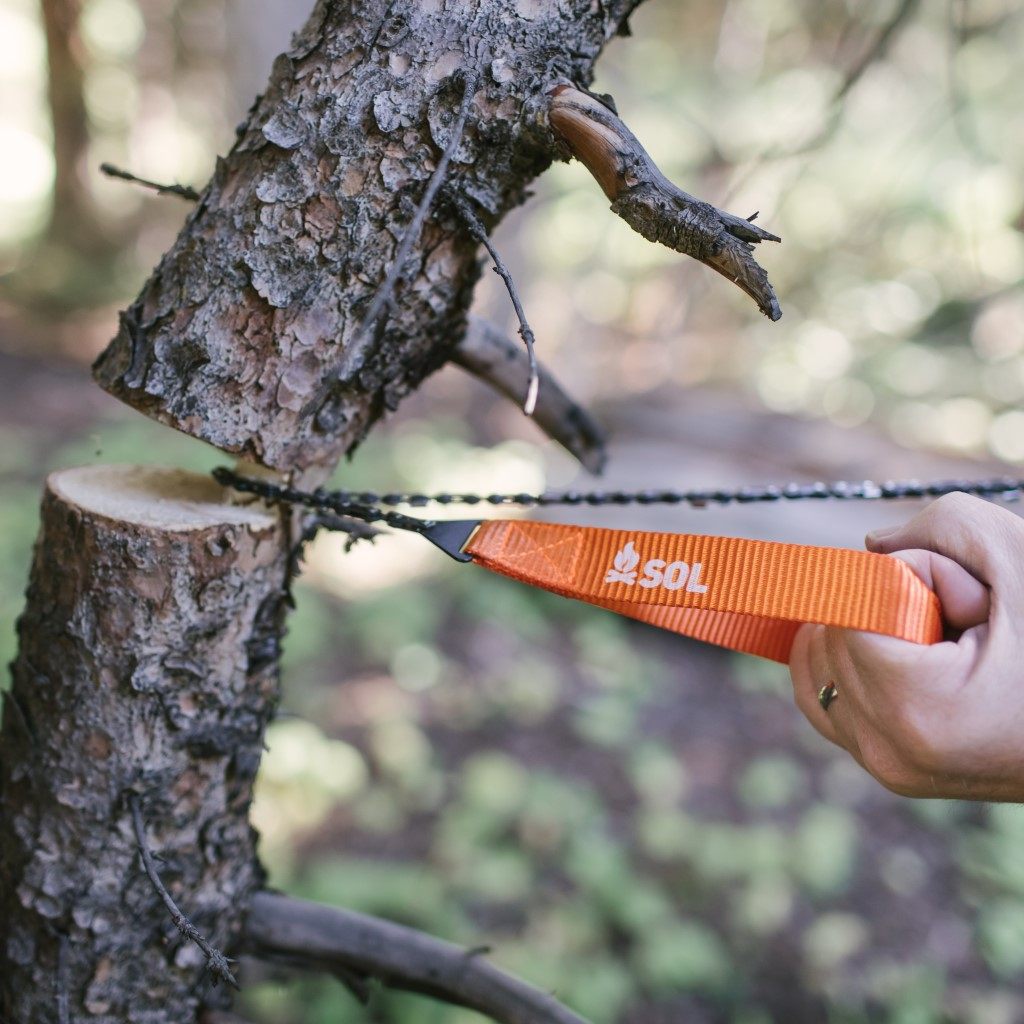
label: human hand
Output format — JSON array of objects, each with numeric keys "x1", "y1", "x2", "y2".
[{"x1": 789, "y1": 492, "x2": 1024, "y2": 801}]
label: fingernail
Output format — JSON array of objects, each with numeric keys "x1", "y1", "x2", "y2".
[{"x1": 865, "y1": 525, "x2": 898, "y2": 545}]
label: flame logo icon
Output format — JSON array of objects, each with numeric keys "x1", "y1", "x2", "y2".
[{"x1": 604, "y1": 541, "x2": 640, "y2": 584}]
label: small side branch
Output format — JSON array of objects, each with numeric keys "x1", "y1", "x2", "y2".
[
  {"x1": 449, "y1": 195, "x2": 540, "y2": 415},
  {"x1": 128, "y1": 794, "x2": 239, "y2": 989},
  {"x1": 548, "y1": 85, "x2": 781, "y2": 321},
  {"x1": 100, "y1": 163, "x2": 200, "y2": 202},
  {"x1": 313, "y1": 512, "x2": 380, "y2": 552},
  {"x1": 453, "y1": 317, "x2": 606, "y2": 474},
  {"x1": 244, "y1": 891, "x2": 591, "y2": 1024}
]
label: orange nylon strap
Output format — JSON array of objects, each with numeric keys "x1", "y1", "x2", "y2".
[{"x1": 464, "y1": 521, "x2": 943, "y2": 663}]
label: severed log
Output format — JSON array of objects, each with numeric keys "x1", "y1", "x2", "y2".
[
  {"x1": 90, "y1": 2, "x2": 713, "y2": 477},
  {"x1": 0, "y1": 466, "x2": 289, "y2": 1022}
]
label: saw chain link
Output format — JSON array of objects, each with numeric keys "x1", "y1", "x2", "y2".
[{"x1": 213, "y1": 468, "x2": 1024, "y2": 526}]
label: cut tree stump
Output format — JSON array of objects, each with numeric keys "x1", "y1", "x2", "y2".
[{"x1": 0, "y1": 465, "x2": 288, "y2": 1023}]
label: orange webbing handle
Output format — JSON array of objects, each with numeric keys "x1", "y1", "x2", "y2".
[{"x1": 464, "y1": 521, "x2": 943, "y2": 663}]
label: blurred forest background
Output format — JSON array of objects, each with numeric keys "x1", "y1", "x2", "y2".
[{"x1": 2, "y1": 0, "x2": 1024, "y2": 1021}]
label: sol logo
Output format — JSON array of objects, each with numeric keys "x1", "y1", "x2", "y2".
[{"x1": 604, "y1": 541, "x2": 709, "y2": 593}]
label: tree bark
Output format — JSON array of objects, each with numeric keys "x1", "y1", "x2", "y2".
[
  {"x1": 0, "y1": 466, "x2": 288, "y2": 1022},
  {"x1": 92, "y1": 0, "x2": 642, "y2": 475}
]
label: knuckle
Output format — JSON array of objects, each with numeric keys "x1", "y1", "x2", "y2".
[
  {"x1": 927, "y1": 491, "x2": 1011, "y2": 551},
  {"x1": 882, "y1": 700, "x2": 952, "y2": 776},
  {"x1": 917, "y1": 493, "x2": 976, "y2": 544},
  {"x1": 860, "y1": 743, "x2": 925, "y2": 797},
  {"x1": 929, "y1": 491, "x2": 975, "y2": 518}
]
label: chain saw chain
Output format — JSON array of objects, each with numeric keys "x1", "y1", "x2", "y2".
[{"x1": 213, "y1": 468, "x2": 1024, "y2": 527}]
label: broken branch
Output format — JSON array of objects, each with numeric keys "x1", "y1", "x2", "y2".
[
  {"x1": 128, "y1": 794, "x2": 239, "y2": 989},
  {"x1": 453, "y1": 316, "x2": 606, "y2": 474},
  {"x1": 99, "y1": 163, "x2": 200, "y2": 202},
  {"x1": 244, "y1": 891, "x2": 590, "y2": 1024},
  {"x1": 449, "y1": 195, "x2": 541, "y2": 415},
  {"x1": 547, "y1": 84, "x2": 782, "y2": 321}
]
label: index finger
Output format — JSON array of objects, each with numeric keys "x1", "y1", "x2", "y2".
[{"x1": 888, "y1": 549, "x2": 989, "y2": 633}]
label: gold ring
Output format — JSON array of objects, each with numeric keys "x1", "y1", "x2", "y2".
[{"x1": 817, "y1": 682, "x2": 839, "y2": 711}]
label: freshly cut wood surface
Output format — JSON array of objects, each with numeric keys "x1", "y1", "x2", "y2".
[{"x1": 50, "y1": 464, "x2": 277, "y2": 529}]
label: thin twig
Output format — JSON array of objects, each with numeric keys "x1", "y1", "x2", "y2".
[
  {"x1": 835, "y1": 0, "x2": 920, "y2": 104},
  {"x1": 946, "y1": 0, "x2": 991, "y2": 161},
  {"x1": 244, "y1": 891, "x2": 590, "y2": 1024},
  {"x1": 453, "y1": 316, "x2": 606, "y2": 473},
  {"x1": 353, "y1": 69, "x2": 479, "y2": 346},
  {"x1": 315, "y1": 512, "x2": 380, "y2": 552},
  {"x1": 449, "y1": 197, "x2": 541, "y2": 415},
  {"x1": 128, "y1": 794, "x2": 239, "y2": 989},
  {"x1": 100, "y1": 163, "x2": 200, "y2": 202}
]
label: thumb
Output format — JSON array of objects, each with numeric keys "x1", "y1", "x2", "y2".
[
  {"x1": 865, "y1": 492, "x2": 1021, "y2": 586},
  {"x1": 888, "y1": 548, "x2": 989, "y2": 632}
]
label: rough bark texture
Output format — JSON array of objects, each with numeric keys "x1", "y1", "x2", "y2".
[
  {"x1": 5, "y1": 4, "x2": 680, "y2": 1021},
  {"x1": 0, "y1": 467, "x2": 288, "y2": 1023},
  {"x1": 92, "y1": 0, "x2": 641, "y2": 475}
]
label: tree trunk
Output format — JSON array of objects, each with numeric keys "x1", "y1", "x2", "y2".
[
  {"x1": 40, "y1": 0, "x2": 100, "y2": 253},
  {"x1": 0, "y1": 466, "x2": 287, "y2": 1022}
]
